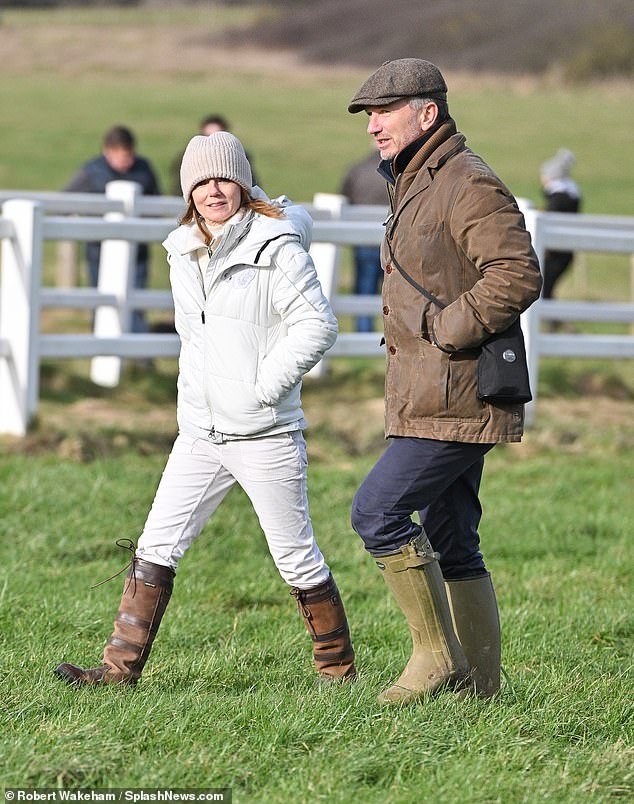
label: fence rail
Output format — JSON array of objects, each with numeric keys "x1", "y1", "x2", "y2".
[{"x1": 1, "y1": 184, "x2": 633, "y2": 436}]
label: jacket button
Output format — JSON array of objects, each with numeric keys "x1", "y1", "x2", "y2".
[
  {"x1": 385, "y1": 263, "x2": 393, "y2": 274},
  {"x1": 389, "y1": 345, "x2": 396, "y2": 355},
  {"x1": 383, "y1": 305, "x2": 390, "y2": 315}
]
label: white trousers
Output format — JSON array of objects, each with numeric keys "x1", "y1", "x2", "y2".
[{"x1": 136, "y1": 431, "x2": 330, "y2": 589}]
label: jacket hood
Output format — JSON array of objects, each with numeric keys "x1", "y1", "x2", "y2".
[{"x1": 163, "y1": 187, "x2": 313, "y2": 266}]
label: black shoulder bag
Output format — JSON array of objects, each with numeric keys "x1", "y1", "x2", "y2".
[{"x1": 385, "y1": 238, "x2": 532, "y2": 404}]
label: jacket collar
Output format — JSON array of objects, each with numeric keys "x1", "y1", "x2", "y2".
[
  {"x1": 385, "y1": 122, "x2": 465, "y2": 238},
  {"x1": 399, "y1": 119, "x2": 459, "y2": 190},
  {"x1": 168, "y1": 210, "x2": 254, "y2": 257},
  {"x1": 378, "y1": 133, "x2": 433, "y2": 185},
  {"x1": 163, "y1": 198, "x2": 313, "y2": 268},
  {"x1": 402, "y1": 124, "x2": 463, "y2": 199},
  {"x1": 378, "y1": 119, "x2": 458, "y2": 186}
]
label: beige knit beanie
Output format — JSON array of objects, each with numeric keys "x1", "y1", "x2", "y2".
[{"x1": 180, "y1": 132, "x2": 253, "y2": 201}]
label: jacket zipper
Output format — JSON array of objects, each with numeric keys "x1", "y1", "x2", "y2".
[
  {"x1": 199, "y1": 246, "x2": 212, "y2": 325},
  {"x1": 203, "y1": 245, "x2": 215, "y2": 431}
]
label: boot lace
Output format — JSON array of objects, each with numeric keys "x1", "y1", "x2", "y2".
[
  {"x1": 290, "y1": 587, "x2": 318, "y2": 638},
  {"x1": 91, "y1": 538, "x2": 138, "y2": 596},
  {"x1": 290, "y1": 587, "x2": 312, "y2": 619}
]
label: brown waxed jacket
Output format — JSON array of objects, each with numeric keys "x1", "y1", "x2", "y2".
[{"x1": 380, "y1": 121, "x2": 542, "y2": 443}]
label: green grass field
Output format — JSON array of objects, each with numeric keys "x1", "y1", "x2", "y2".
[
  {"x1": 3, "y1": 6, "x2": 634, "y2": 307},
  {"x1": 1, "y1": 358, "x2": 632, "y2": 801},
  {"x1": 1, "y1": 418, "x2": 632, "y2": 800},
  {"x1": 1, "y1": 7, "x2": 633, "y2": 802},
  {"x1": 2, "y1": 7, "x2": 634, "y2": 215}
]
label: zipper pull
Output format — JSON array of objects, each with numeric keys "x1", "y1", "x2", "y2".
[
  {"x1": 201, "y1": 311, "x2": 205, "y2": 324},
  {"x1": 207, "y1": 246, "x2": 213, "y2": 258}
]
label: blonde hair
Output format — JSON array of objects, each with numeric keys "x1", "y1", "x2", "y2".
[{"x1": 180, "y1": 187, "x2": 284, "y2": 246}]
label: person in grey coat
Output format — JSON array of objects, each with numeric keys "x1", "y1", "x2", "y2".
[{"x1": 340, "y1": 152, "x2": 389, "y2": 332}]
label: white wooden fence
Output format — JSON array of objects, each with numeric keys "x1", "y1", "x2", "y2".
[
  {"x1": 1, "y1": 183, "x2": 633, "y2": 436},
  {"x1": 522, "y1": 208, "x2": 634, "y2": 409}
]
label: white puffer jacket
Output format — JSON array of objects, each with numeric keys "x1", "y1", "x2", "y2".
[{"x1": 163, "y1": 195, "x2": 338, "y2": 439}]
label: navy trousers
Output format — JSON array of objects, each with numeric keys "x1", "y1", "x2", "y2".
[
  {"x1": 353, "y1": 245, "x2": 383, "y2": 333},
  {"x1": 351, "y1": 437, "x2": 494, "y2": 579}
]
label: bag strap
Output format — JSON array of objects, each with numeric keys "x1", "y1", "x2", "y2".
[{"x1": 385, "y1": 236, "x2": 446, "y2": 310}]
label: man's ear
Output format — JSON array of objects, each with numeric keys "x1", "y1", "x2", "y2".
[{"x1": 419, "y1": 102, "x2": 439, "y2": 133}]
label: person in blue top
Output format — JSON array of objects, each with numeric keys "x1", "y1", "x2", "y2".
[{"x1": 63, "y1": 125, "x2": 161, "y2": 332}]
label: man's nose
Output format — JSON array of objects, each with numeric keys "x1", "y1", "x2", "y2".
[{"x1": 367, "y1": 114, "x2": 380, "y2": 134}]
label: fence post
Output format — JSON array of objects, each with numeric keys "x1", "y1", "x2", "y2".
[
  {"x1": 308, "y1": 193, "x2": 347, "y2": 378},
  {"x1": 522, "y1": 207, "x2": 543, "y2": 426},
  {"x1": 0, "y1": 200, "x2": 44, "y2": 435},
  {"x1": 631, "y1": 254, "x2": 634, "y2": 336},
  {"x1": 90, "y1": 180, "x2": 142, "y2": 387},
  {"x1": 55, "y1": 239, "x2": 79, "y2": 288}
]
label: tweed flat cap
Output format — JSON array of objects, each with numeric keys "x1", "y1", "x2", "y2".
[{"x1": 348, "y1": 58, "x2": 447, "y2": 113}]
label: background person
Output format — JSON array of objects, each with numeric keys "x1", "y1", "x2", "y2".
[
  {"x1": 540, "y1": 148, "x2": 582, "y2": 299},
  {"x1": 54, "y1": 132, "x2": 355, "y2": 689},
  {"x1": 63, "y1": 125, "x2": 161, "y2": 333},
  {"x1": 170, "y1": 114, "x2": 259, "y2": 195},
  {"x1": 340, "y1": 151, "x2": 389, "y2": 332},
  {"x1": 347, "y1": 58, "x2": 542, "y2": 705}
]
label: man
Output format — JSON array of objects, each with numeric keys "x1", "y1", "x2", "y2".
[
  {"x1": 340, "y1": 151, "x2": 389, "y2": 332},
  {"x1": 348, "y1": 59, "x2": 542, "y2": 705},
  {"x1": 64, "y1": 125, "x2": 161, "y2": 333}
]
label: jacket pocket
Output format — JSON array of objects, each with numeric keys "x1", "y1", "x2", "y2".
[
  {"x1": 388, "y1": 339, "x2": 485, "y2": 422},
  {"x1": 444, "y1": 350, "x2": 486, "y2": 420},
  {"x1": 178, "y1": 313, "x2": 208, "y2": 414},
  {"x1": 388, "y1": 339, "x2": 448, "y2": 419},
  {"x1": 210, "y1": 376, "x2": 276, "y2": 435}
]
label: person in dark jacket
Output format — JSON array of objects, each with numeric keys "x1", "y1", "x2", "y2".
[
  {"x1": 340, "y1": 152, "x2": 389, "y2": 332},
  {"x1": 169, "y1": 114, "x2": 259, "y2": 196},
  {"x1": 540, "y1": 148, "x2": 582, "y2": 299},
  {"x1": 347, "y1": 58, "x2": 542, "y2": 705},
  {"x1": 63, "y1": 125, "x2": 161, "y2": 332}
]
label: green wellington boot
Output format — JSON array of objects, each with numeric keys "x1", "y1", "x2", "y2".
[
  {"x1": 445, "y1": 573, "x2": 501, "y2": 698},
  {"x1": 376, "y1": 532, "x2": 468, "y2": 705}
]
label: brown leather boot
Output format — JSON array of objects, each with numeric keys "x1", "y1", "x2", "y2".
[
  {"x1": 291, "y1": 574, "x2": 356, "y2": 682},
  {"x1": 376, "y1": 532, "x2": 469, "y2": 705},
  {"x1": 54, "y1": 558, "x2": 175, "y2": 686}
]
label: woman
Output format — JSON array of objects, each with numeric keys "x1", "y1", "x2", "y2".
[{"x1": 55, "y1": 132, "x2": 355, "y2": 687}]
